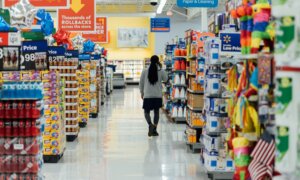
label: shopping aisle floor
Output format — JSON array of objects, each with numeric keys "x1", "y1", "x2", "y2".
[{"x1": 44, "y1": 86, "x2": 208, "y2": 180}]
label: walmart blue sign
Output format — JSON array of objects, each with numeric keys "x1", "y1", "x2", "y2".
[
  {"x1": 177, "y1": 0, "x2": 218, "y2": 8},
  {"x1": 220, "y1": 32, "x2": 241, "y2": 54}
]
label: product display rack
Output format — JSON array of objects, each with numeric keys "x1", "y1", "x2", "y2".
[
  {"x1": 100, "y1": 55, "x2": 107, "y2": 106},
  {"x1": 0, "y1": 73, "x2": 45, "y2": 179},
  {"x1": 41, "y1": 71, "x2": 66, "y2": 163},
  {"x1": 52, "y1": 50, "x2": 79, "y2": 142},
  {"x1": 77, "y1": 69, "x2": 90, "y2": 128}
]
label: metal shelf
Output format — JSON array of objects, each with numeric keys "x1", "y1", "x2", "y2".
[
  {"x1": 173, "y1": 117, "x2": 186, "y2": 123},
  {"x1": 187, "y1": 105, "x2": 202, "y2": 112},
  {"x1": 187, "y1": 88, "x2": 204, "y2": 94}
]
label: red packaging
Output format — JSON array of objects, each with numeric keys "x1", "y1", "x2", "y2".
[
  {"x1": 30, "y1": 156, "x2": 38, "y2": 173},
  {"x1": 12, "y1": 156, "x2": 19, "y2": 173},
  {"x1": 18, "y1": 156, "x2": 25, "y2": 173},
  {"x1": 11, "y1": 101, "x2": 18, "y2": 119},
  {"x1": 24, "y1": 120, "x2": 31, "y2": 137},
  {"x1": 4, "y1": 119, "x2": 12, "y2": 137},
  {"x1": 25, "y1": 102, "x2": 31, "y2": 119},
  {"x1": 19, "y1": 121, "x2": 25, "y2": 137},
  {"x1": 24, "y1": 156, "x2": 31, "y2": 173},
  {"x1": 4, "y1": 155, "x2": 12, "y2": 173},
  {"x1": 31, "y1": 120, "x2": 38, "y2": 137},
  {"x1": 30, "y1": 138, "x2": 38, "y2": 155},
  {"x1": 0, "y1": 174, "x2": 5, "y2": 179},
  {"x1": 0, "y1": 155, "x2": 4, "y2": 172},
  {"x1": 4, "y1": 138, "x2": 12, "y2": 154},
  {"x1": 18, "y1": 102, "x2": 25, "y2": 119},
  {"x1": 0, "y1": 138, "x2": 5, "y2": 155},
  {"x1": 31, "y1": 102, "x2": 40, "y2": 119},
  {"x1": 0, "y1": 102, "x2": 4, "y2": 118},
  {"x1": 12, "y1": 120, "x2": 19, "y2": 137},
  {"x1": 4, "y1": 102, "x2": 12, "y2": 119},
  {"x1": 25, "y1": 138, "x2": 32, "y2": 155},
  {"x1": 0, "y1": 120, "x2": 4, "y2": 137},
  {"x1": 25, "y1": 174, "x2": 31, "y2": 180}
]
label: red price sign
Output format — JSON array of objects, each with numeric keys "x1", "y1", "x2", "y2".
[
  {"x1": 82, "y1": 17, "x2": 108, "y2": 43},
  {"x1": 3, "y1": 0, "x2": 69, "y2": 8}
]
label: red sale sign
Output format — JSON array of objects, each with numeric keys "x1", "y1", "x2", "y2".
[
  {"x1": 58, "y1": 0, "x2": 96, "y2": 32},
  {"x1": 3, "y1": 0, "x2": 69, "y2": 8},
  {"x1": 82, "y1": 17, "x2": 108, "y2": 43}
]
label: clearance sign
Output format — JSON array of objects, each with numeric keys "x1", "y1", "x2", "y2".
[
  {"x1": 58, "y1": 0, "x2": 96, "y2": 32},
  {"x1": 82, "y1": 17, "x2": 108, "y2": 43},
  {"x1": 3, "y1": 0, "x2": 69, "y2": 8}
]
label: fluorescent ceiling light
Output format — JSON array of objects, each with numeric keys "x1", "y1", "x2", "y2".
[{"x1": 157, "y1": 0, "x2": 167, "y2": 14}]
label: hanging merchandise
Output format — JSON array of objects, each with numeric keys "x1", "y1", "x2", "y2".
[{"x1": 0, "y1": 72, "x2": 44, "y2": 179}]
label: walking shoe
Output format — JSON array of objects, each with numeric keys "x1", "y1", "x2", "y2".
[
  {"x1": 152, "y1": 126, "x2": 159, "y2": 136},
  {"x1": 148, "y1": 124, "x2": 155, "y2": 137}
]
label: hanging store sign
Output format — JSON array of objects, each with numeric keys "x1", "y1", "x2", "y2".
[
  {"x1": 58, "y1": 0, "x2": 96, "y2": 32},
  {"x1": 219, "y1": 32, "x2": 241, "y2": 54},
  {"x1": 21, "y1": 40, "x2": 48, "y2": 70},
  {"x1": 82, "y1": 17, "x2": 108, "y2": 43},
  {"x1": 3, "y1": 0, "x2": 69, "y2": 8},
  {"x1": 150, "y1": 18, "x2": 170, "y2": 32},
  {"x1": 177, "y1": 0, "x2": 218, "y2": 8}
]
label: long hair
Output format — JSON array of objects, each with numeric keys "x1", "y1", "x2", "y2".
[{"x1": 148, "y1": 55, "x2": 159, "y2": 85}]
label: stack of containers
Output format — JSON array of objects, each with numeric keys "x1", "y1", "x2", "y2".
[
  {"x1": 52, "y1": 50, "x2": 79, "y2": 142},
  {"x1": 0, "y1": 73, "x2": 44, "y2": 179},
  {"x1": 201, "y1": 37, "x2": 234, "y2": 173},
  {"x1": 89, "y1": 57, "x2": 99, "y2": 118},
  {"x1": 171, "y1": 47, "x2": 187, "y2": 122},
  {"x1": 41, "y1": 71, "x2": 66, "y2": 162},
  {"x1": 77, "y1": 69, "x2": 90, "y2": 127}
]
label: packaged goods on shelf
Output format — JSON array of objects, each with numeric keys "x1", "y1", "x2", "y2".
[
  {"x1": 49, "y1": 50, "x2": 79, "y2": 141},
  {"x1": 77, "y1": 70, "x2": 90, "y2": 125},
  {"x1": 0, "y1": 78, "x2": 44, "y2": 179}
]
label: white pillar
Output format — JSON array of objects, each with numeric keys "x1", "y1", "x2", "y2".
[{"x1": 201, "y1": 8, "x2": 208, "y2": 32}]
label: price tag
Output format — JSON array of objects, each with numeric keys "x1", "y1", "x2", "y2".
[
  {"x1": 48, "y1": 46, "x2": 66, "y2": 67},
  {"x1": 65, "y1": 50, "x2": 79, "y2": 65},
  {"x1": 21, "y1": 40, "x2": 48, "y2": 70},
  {"x1": 13, "y1": 144, "x2": 24, "y2": 150}
]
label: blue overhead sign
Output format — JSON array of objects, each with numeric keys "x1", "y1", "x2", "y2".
[
  {"x1": 177, "y1": 0, "x2": 218, "y2": 8},
  {"x1": 151, "y1": 18, "x2": 170, "y2": 32}
]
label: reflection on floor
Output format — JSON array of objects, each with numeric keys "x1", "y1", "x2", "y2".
[{"x1": 44, "y1": 86, "x2": 208, "y2": 180}]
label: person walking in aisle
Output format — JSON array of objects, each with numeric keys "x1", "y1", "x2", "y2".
[{"x1": 140, "y1": 55, "x2": 168, "y2": 137}]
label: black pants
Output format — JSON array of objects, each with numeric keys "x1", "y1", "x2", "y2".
[{"x1": 144, "y1": 109, "x2": 160, "y2": 126}]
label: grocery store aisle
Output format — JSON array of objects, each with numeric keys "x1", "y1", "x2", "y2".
[{"x1": 44, "y1": 86, "x2": 207, "y2": 180}]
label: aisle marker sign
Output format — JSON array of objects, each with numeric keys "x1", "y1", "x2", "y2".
[
  {"x1": 82, "y1": 17, "x2": 108, "y2": 43},
  {"x1": 150, "y1": 18, "x2": 170, "y2": 32},
  {"x1": 3, "y1": 0, "x2": 69, "y2": 8},
  {"x1": 58, "y1": 0, "x2": 96, "y2": 32},
  {"x1": 177, "y1": 0, "x2": 218, "y2": 8},
  {"x1": 220, "y1": 32, "x2": 241, "y2": 55}
]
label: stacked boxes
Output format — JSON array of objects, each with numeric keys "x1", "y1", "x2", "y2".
[
  {"x1": 89, "y1": 60, "x2": 98, "y2": 115},
  {"x1": 41, "y1": 71, "x2": 66, "y2": 156},
  {"x1": 77, "y1": 70, "x2": 90, "y2": 124}
]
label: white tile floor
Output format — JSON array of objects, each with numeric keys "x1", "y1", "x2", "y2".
[{"x1": 44, "y1": 86, "x2": 208, "y2": 180}]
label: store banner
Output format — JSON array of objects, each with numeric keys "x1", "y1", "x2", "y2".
[
  {"x1": 48, "y1": 46, "x2": 66, "y2": 65},
  {"x1": 151, "y1": 18, "x2": 170, "y2": 32},
  {"x1": 219, "y1": 32, "x2": 241, "y2": 54},
  {"x1": 177, "y1": 0, "x2": 218, "y2": 8},
  {"x1": 3, "y1": 0, "x2": 68, "y2": 8},
  {"x1": 82, "y1": 17, "x2": 108, "y2": 43},
  {"x1": 58, "y1": 0, "x2": 96, "y2": 32},
  {"x1": 21, "y1": 40, "x2": 48, "y2": 71}
]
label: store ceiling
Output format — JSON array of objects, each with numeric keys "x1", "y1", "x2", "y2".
[{"x1": 96, "y1": 0, "x2": 180, "y2": 15}]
